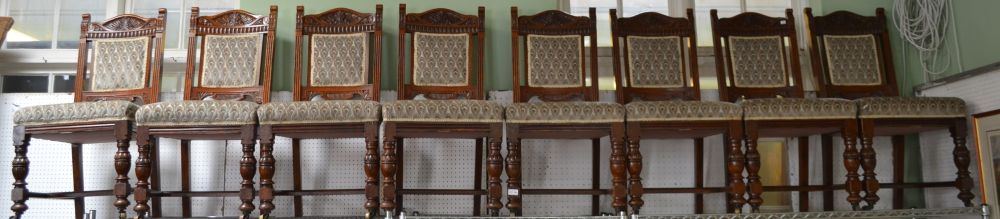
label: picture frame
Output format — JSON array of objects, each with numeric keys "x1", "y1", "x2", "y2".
[{"x1": 973, "y1": 108, "x2": 1000, "y2": 217}]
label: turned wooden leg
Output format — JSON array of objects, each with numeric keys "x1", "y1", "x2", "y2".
[
  {"x1": 842, "y1": 120, "x2": 862, "y2": 210},
  {"x1": 950, "y1": 119, "x2": 974, "y2": 206},
  {"x1": 258, "y1": 126, "x2": 276, "y2": 217},
  {"x1": 239, "y1": 125, "x2": 257, "y2": 217},
  {"x1": 112, "y1": 122, "x2": 132, "y2": 218},
  {"x1": 505, "y1": 124, "x2": 523, "y2": 216},
  {"x1": 10, "y1": 126, "x2": 29, "y2": 219},
  {"x1": 486, "y1": 124, "x2": 504, "y2": 216},
  {"x1": 364, "y1": 123, "x2": 380, "y2": 217},
  {"x1": 626, "y1": 122, "x2": 644, "y2": 214},
  {"x1": 744, "y1": 121, "x2": 762, "y2": 212},
  {"x1": 611, "y1": 123, "x2": 628, "y2": 214},
  {"x1": 381, "y1": 123, "x2": 399, "y2": 216},
  {"x1": 133, "y1": 127, "x2": 152, "y2": 218},
  {"x1": 859, "y1": 119, "x2": 880, "y2": 209},
  {"x1": 727, "y1": 122, "x2": 747, "y2": 213}
]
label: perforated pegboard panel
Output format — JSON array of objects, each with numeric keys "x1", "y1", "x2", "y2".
[{"x1": 0, "y1": 89, "x2": 974, "y2": 218}]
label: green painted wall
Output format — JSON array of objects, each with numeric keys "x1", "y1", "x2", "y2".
[{"x1": 241, "y1": 0, "x2": 560, "y2": 91}]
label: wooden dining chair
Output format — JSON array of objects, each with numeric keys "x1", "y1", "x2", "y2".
[
  {"x1": 132, "y1": 6, "x2": 276, "y2": 218},
  {"x1": 806, "y1": 8, "x2": 973, "y2": 210},
  {"x1": 10, "y1": 10, "x2": 166, "y2": 219},
  {"x1": 711, "y1": 9, "x2": 862, "y2": 212},
  {"x1": 380, "y1": 4, "x2": 504, "y2": 217},
  {"x1": 0, "y1": 16, "x2": 12, "y2": 45},
  {"x1": 255, "y1": 5, "x2": 383, "y2": 218},
  {"x1": 610, "y1": 9, "x2": 745, "y2": 214},
  {"x1": 507, "y1": 7, "x2": 628, "y2": 216}
]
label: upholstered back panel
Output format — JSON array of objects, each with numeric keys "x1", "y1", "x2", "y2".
[
  {"x1": 90, "y1": 37, "x2": 151, "y2": 92},
  {"x1": 200, "y1": 33, "x2": 264, "y2": 88},
  {"x1": 310, "y1": 33, "x2": 369, "y2": 86},
  {"x1": 0, "y1": 17, "x2": 11, "y2": 46},
  {"x1": 527, "y1": 34, "x2": 583, "y2": 88},
  {"x1": 90, "y1": 37, "x2": 150, "y2": 91},
  {"x1": 728, "y1": 36, "x2": 787, "y2": 88},
  {"x1": 626, "y1": 36, "x2": 685, "y2": 88},
  {"x1": 823, "y1": 34, "x2": 882, "y2": 86},
  {"x1": 412, "y1": 32, "x2": 470, "y2": 86}
]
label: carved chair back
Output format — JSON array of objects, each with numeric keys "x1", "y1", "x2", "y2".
[
  {"x1": 397, "y1": 4, "x2": 486, "y2": 100},
  {"x1": 183, "y1": 6, "x2": 277, "y2": 104},
  {"x1": 0, "y1": 17, "x2": 12, "y2": 46},
  {"x1": 806, "y1": 8, "x2": 898, "y2": 99},
  {"x1": 511, "y1": 7, "x2": 599, "y2": 103},
  {"x1": 75, "y1": 9, "x2": 167, "y2": 105},
  {"x1": 710, "y1": 9, "x2": 804, "y2": 102},
  {"x1": 294, "y1": 5, "x2": 383, "y2": 101},
  {"x1": 611, "y1": 9, "x2": 699, "y2": 104}
]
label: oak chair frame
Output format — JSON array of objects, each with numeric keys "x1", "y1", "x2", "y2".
[
  {"x1": 806, "y1": 7, "x2": 974, "y2": 209},
  {"x1": 10, "y1": 10, "x2": 166, "y2": 219},
  {"x1": 611, "y1": 8, "x2": 745, "y2": 214},
  {"x1": 711, "y1": 9, "x2": 861, "y2": 212},
  {"x1": 255, "y1": 5, "x2": 384, "y2": 218},
  {"x1": 132, "y1": 6, "x2": 277, "y2": 218},
  {"x1": 508, "y1": 7, "x2": 628, "y2": 216},
  {"x1": 381, "y1": 4, "x2": 502, "y2": 217}
]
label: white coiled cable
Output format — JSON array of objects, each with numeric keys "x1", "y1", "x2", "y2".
[{"x1": 892, "y1": 0, "x2": 953, "y2": 77}]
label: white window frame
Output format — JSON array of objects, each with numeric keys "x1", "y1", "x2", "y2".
[{"x1": 0, "y1": 0, "x2": 237, "y2": 74}]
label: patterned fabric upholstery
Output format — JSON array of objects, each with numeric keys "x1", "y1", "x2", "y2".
[
  {"x1": 728, "y1": 36, "x2": 787, "y2": 88},
  {"x1": 13, "y1": 100, "x2": 137, "y2": 126},
  {"x1": 311, "y1": 33, "x2": 369, "y2": 86},
  {"x1": 136, "y1": 100, "x2": 258, "y2": 126},
  {"x1": 823, "y1": 35, "x2": 882, "y2": 86},
  {"x1": 90, "y1": 37, "x2": 150, "y2": 91},
  {"x1": 258, "y1": 100, "x2": 380, "y2": 125},
  {"x1": 506, "y1": 102, "x2": 624, "y2": 124},
  {"x1": 741, "y1": 98, "x2": 856, "y2": 120},
  {"x1": 412, "y1": 32, "x2": 469, "y2": 86},
  {"x1": 200, "y1": 33, "x2": 263, "y2": 88},
  {"x1": 856, "y1": 96, "x2": 966, "y2": 119},
  {"x1": 0, "y1": 17, "x2": 12, "y2": 46},
  {"x1": 527, "y1": 34, "x2": 583, "y2": 88},
  {"x1": 626, "y1": 101, "x2": 741, "y2": 122},
  {"x1": 626, "y1": 36, "x2": 686, "y2": 88},
  {"x1": 382, "y1": 100, "x2": 503, "y2": 123}
]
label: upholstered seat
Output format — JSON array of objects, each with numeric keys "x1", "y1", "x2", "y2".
[
  {"x1": 626, "y1": 101, "x2": 741, "y2": 122},
  {"x1": 382, "y1": 99, "x2": 503, "y2": 123},
  {"x1": 506, "y1": 102, "x2": 624, "y2": 124},
  {"x1": 741, "y1": 98, "x2": 856, "y2": 120},
  {"x1": 856, "y1": 96, "x2": 966, "y2": 119},
  {"x1": 13, "y1": 100, "x2": 138, "y2": 126},
  {"x1": 136, "y1": 100, "x2": 259, "y2": 126},
  {"x1": 257, "y1": 100, "x2": 380, "y2": 125}
]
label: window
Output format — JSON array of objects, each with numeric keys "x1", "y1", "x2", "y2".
[
  {"x1": 567, "y1": 0, "x2": 671, "y2": 47},
  {"x1": 1, "y1": 74, "x2": 75, "y2": 93},
  {"x1": 694, "y1": 0, "x2": 792, "y2": 47},
  {"x1": 1, "y1": 0, "x2": 238, "y2": 49},
  {"x1": 4, "y1": 0, "x2": 107, "y2": 49},
  {"x1": 129, "y1": 0, "x2": 239, "y2": 49}
]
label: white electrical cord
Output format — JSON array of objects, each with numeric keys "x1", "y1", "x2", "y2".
[{"x1": 891, "y1": 0, "x2": 952, "y2": 77}]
